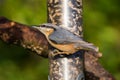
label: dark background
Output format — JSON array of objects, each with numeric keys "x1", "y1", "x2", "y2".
[{"x1": 0, "y1": 0, "x2": 120, "y2": 80}]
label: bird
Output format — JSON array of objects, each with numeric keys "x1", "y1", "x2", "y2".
[{"x1": 32, "y1": 23, "x2": 99, "y2": 55}]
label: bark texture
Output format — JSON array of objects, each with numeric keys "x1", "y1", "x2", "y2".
[{"x1": 0, "y1": 17, "x2": 115, "y2": 80}]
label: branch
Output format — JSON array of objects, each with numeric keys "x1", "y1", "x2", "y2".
[
  {"x1": 0, "y1": 16, "x2": 49, "y2": 57},
  {"x1": 84, "y1": 51, "x2": 115, "y2": 80},
  {"x1": 0, "y1": 17, "x2": 115, "y2": 80}
]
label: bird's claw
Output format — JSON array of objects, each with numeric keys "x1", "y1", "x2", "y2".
[{"x1": 49, "y1": 49, "x2": 71, "y2": 57}]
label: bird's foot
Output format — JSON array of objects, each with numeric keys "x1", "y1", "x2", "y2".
[{"x1": 49, "y1": 49, "x2": 71, "y2": 57}]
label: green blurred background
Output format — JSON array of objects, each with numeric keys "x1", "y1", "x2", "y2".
[{"x1": 0, "y1": 0, "x2": 120, "y2": 80}]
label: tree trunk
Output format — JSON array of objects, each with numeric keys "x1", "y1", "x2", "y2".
[{"x1": 47, "y1": 0, "x2": 85, "y2": 80}]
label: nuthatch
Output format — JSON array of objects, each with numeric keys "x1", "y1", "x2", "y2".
[{"x1": 32, "y1": 23, "x2": 99, "y2": 55}]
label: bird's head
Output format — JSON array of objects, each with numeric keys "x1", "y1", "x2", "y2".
[{"x1": 33, "y1": 23, "x2": 55, "y2": 36}]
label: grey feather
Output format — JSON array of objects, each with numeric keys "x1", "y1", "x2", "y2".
[
  {"x1": 38, "y1": 23, "x2": 98, "y2": 52},
  {"x1": 47, "y1": 25, "x2": 98, "y2": 51},
  {"x1": 49, "y1": 27, "x2": 83, "y2": 44}
]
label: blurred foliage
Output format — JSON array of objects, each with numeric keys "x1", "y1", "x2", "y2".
[{"x1": 0, "y1": 0, "x2": 120, "y2": 80}]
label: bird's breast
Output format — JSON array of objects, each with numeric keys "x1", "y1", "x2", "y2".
[{"x1": 52, "y1": 43, "x2": 76, "y2": 54}]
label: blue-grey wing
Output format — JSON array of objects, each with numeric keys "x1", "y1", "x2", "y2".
[
  {"x1": 49, "y1": 27, "x2": 83, "y2": 44},
  {"x1": 49, "y1": 27, "x2": 99, "y2": 51}
]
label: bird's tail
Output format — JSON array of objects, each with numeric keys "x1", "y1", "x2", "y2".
[{"x1": 75, "y1": 41, "x2": 99, "y2": 52}]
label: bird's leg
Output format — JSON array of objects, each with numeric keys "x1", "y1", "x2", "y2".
[{"x1": 49, "y1": 49, "x2": 72, "y2": 57}]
